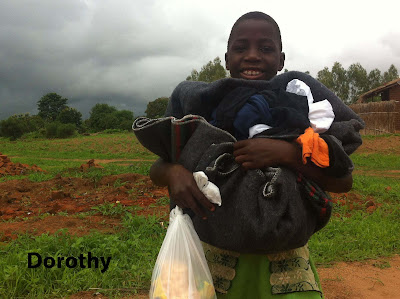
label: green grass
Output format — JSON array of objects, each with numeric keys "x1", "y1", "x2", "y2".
[
  {"x1": 310, "y1": 206, "x2": 400, "y2": 265},
  {"x1": 352, "y1": 175, "x2": 400, "y2": 202},
  {"x1": 0, "y1": 161, "x2": 154, "y2": 183},
  {"x1": 0, "y1": 133, "x2": 157, "y2": 160},
  {"x1": 351, "y1": 153, "x2": 400, "y2": 171},
  {"x1": 91, "y1": 202, "x2": 143, "y2": 216},
  {"x1": 0, "y1": 213, "x2": 167, "y2": 298},
  {"x1": 0, "y1": 132, "x2": 157, "y2": 182}
]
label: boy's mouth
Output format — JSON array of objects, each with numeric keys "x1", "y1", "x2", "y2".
[{"x1": 241, "y1": 69, "x2": 264, "y2": 79}]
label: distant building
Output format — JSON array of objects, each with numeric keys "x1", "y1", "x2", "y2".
[
  {"x1": 357, "y1": 78, "x2": 400, "y2": 103},
  {"x1": 350, "y1": 78, "x2": 400, "y2": 134}
]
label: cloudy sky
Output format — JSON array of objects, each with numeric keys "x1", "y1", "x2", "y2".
[{"x1": 1, "y1": 0, "x2": 399, "y2": 120}]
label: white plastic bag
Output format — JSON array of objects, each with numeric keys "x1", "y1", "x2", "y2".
[{"x1": 149, "y1": 206, "x2": 216, "y2": 299}]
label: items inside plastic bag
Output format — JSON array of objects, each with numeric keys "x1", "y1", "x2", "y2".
[{"x1": 149, "y1": 206, "x2": 216, "y2": 299}]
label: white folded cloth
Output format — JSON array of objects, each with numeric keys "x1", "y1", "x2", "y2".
[
  {"x1": 286, "y1": 79, "x2": 335, "y2": 133},
  {"x1": 193, "y1": 171, "x2": 222, "y2": 206}
]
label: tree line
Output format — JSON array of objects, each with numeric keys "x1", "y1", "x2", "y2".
[
  {"x1": 316, "y1": 63, "x2": 398, "y2": 104},
  {"x1": 1, "y1": 58, "x2": 398, "y2": 140},
  {"x1": 0, "y1": 93, "x2": 134, "y2": 140}
]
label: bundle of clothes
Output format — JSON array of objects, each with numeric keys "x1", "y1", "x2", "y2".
[{"x1": 133, "y1": 71, "x2": 364, "y2": 254}]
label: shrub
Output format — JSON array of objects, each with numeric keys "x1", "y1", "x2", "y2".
[
  {"x1": 57, "y1": 123, "x2": 76, "y2": 138},
  {"x1": 45, "y1": 122, "x2": 59, "y2": 138},
  {"x1": 45, "y1": 122, "x2": 76, "y2": 138},
  {"x1": 0, "y1": 114, "x2": 45, "y2": 140}
]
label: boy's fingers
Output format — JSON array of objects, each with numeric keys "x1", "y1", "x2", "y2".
[
  {"x1": 235, "y1": 154, "x2": 249, "y2": 164},
  {"x1": 233, "y1": 140, "x2": 249, "y2": 149},
  {"x1": 188, "y1": 198, "x2": 208, "y2": 220},
  {"x1": 192, "y1": 186, "x2": 215, "y2": 212},
  {"x1": 233, "y1": 147, "x2": 247, "y2": 157}
]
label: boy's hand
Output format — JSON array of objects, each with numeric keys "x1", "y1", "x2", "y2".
[
  {"x1": 233, "y1": 138, "x2": 297, "y2": 170},
  {"x1": 165, "y1": 164, "x2": 215, "y2": 219}
]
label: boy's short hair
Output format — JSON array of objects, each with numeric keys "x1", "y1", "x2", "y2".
[{"x1": 228, "y1": 11, "x2": 282, "y2": 51}]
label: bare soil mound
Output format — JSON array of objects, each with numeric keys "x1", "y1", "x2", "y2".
[{"x1": 0, "y1": 152, "x2": 44, "y2": 177}]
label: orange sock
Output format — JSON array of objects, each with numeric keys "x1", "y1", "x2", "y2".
[{"x1": 296, "y1": 127, "x2": 329, "y2": 168}]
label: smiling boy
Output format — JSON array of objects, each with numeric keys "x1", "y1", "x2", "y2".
[{"x1": 147, "y1": 11, "x2": 362, "y2": 298}]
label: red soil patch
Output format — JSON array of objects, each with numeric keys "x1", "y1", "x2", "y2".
[
  {"x1": 319, "y1": 255, "x2": 400, "y2": 299},
  {"x1": 356, "y1": 135, "x2": 400, "y2": 155},
  {"x1": 0, "y1": 152, "x2": 44, "y2": 177},
  {"x1": 79, "y1": 159, "x2": 104, "y2": 171},
  {"x1": 329, "y1": 192, "x2": 382, "y2": 214},
  {"x1": 0, "y1": 172, "x2": 169, "y2": 241},
  {"x1": 0, "y1": 215, "x2": 123, "y2": 241}
]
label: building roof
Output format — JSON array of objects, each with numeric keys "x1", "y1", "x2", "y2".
[{"x1": 357, "y1": 78, "x2": 400, "y2": 103}]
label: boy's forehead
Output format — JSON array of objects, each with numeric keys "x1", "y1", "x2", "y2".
[{"x1": 230, "y1": 19, "x2": 279, "y2": 43}]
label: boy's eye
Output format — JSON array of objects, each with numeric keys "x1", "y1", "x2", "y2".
[
  {"x1": 259, "y1": 46, "x2": 273, "y2": 53},
  {"x1": 232, "y1": 45, "x2": 246, "y2": 53}
]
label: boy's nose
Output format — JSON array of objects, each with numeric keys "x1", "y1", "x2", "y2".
[{"x1": 244, "y1": 47, "x2": 261, "y2": 62}]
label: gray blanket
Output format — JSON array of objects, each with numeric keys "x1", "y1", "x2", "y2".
[{"x1": 134, "y1": 115, "x2": 331, "y2": 253}]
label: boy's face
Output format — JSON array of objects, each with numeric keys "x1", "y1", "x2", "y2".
[{"x1": 225, "y1": 19, "x2": 285, "y2": 81}]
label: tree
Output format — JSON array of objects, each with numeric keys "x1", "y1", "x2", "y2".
[
  {"x1": 317, "y1": 67, "x2": 335, "y2": 90},
  {"x1": 88, "y1": 103, "x2": 117, "y2": 132},
  {"x1": 186, "y1": 57, "x2": 228, "y2": 82},
  {"x1": 113, "y1": 110, "x2": 134, "y2": 130},
  {"x1": 186, "y1": 69, "x2": 199, "y2": 81},
  {"x1": 87, "y1": 103, "x2": 134, "y2": 132},
  {"x1": 382, "y1": 64, "x2": 399, "y2": 84},
  {"x1": 367, "y1": 68, "x2": 383, "y2": 90},
  {"x1": 331, "y1": 62, "x2": 349, "y2": 102},
  {"x1": 347, "y1": 63, "x2": 369, "y2": 103},
  {"x1": 37, "y1": 93, "x2": 68, "y2": 121},
  {"x1": 145, "y1": 97, "x2": 169, "y2": 118},
  {"x1": 317, "y1": 62, "x2": 349, "y2": 102},
  {"x1": 57, "y1": 107, "x2": 82, "y2": 127}
]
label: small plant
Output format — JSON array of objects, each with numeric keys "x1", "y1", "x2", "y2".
[
  {"x1": 76, "y1": 211, "x2": 95, "y2": 219},
  {"x1": 82, "y1": 168, "x2": 105, "y2": 187},
  {"x1": 91, "y1": 202, "x2": 127, "y2": 216},
  {"x1": 113, "y1": 178, "x2": 127, "y2": 188},
  {"x1": 372, "y1": 261, "x2": 391, "y2": 269},
  {"x1": 155, "y1": 196, "x2": 170, "y2": 206}
]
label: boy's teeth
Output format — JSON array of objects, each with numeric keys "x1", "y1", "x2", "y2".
[{"x1": 244, "y1": 70, "x2": 260, "y2": 75}]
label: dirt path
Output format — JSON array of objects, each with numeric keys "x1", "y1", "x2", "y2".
[{"x1": 320, "y1": 256, "x2": 400, "y2": 299}]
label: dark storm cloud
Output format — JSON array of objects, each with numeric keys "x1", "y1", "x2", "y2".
[
  {"x1": 4, "y1": 0, "x2": 397, "y2": 122},
  {"x1": 0, "y1": 0, "x2": 223, "y2": 120}
]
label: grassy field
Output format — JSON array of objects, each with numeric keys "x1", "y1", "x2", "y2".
[{"x1": 0, "y1": 133, "x2": 399, "y2": 298}]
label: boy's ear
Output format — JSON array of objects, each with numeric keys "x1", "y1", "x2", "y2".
[
  {"x1": 225, "y1": 52, "x2": 230, "y2": 70},
  {"x1": 278, "y1": 52, "x2": 285, "y2": 71}
]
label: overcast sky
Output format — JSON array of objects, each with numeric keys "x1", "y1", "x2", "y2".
[{"x1": 1, "y1": 0, "x2": 399, "y2": 120}]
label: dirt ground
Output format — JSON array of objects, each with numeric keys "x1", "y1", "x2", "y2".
[{"x1": 1, "y1": 135, "x2": 400, "y2": 298}]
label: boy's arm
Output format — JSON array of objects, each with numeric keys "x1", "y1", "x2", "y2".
[
  {"x1": 233, "y1": 138, "x2": 352, "y2": 193},
  {"x1": 150, "y1": 158, "x2": 215, "y2": 218}
]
